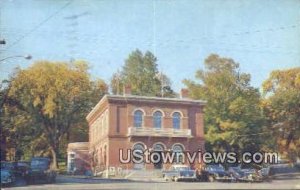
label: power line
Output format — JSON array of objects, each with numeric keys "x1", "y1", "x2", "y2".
[
  {"x1": 2, "y1": 9, "x2": 298, "y2": 56},
  {"x1": 3, "y1": 0, "x2": 73, "y2": 51},
  {"x1": 214, "y1": 24, "x2": 300, "y2": 39}
]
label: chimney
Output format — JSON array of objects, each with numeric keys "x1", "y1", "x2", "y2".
[
  {"x1": 180, "y1": 88, "x2": 189, "y2": 99},
  {"x1": 123, "y1": 84, "x2": 132, "y2": 96}
]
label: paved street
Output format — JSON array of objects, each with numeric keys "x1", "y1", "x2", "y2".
[{"x1": 3, "y1": 175, "x2": 300, "y2": 190}]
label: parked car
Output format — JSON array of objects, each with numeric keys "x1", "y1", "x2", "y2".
[
  {"x1": 1, "y1": 161, "x2": 18, "y2": 177},
  {"x1": 16, "y1": 161, "x2": 30, "y2": 177},
  {"x1": 227, "y1": 166, "x2": 263, "y2": 182},
  {"x1": 1, "y1": 161, "x2": 15, "y2": 171},
  {"x1": 1, "y1": 168, "x2": 15, "y2": 186},
  {"x1": 26, "y1": 157, "x2": 56, "y2": 184},
  {"x1": 202, "y1": 164, "x2": 234, "y2": 182},
  {"x1": 227, "y1": 166, "x2": 245, "y2": 182},
  {"x1": 237, "y1": 164, "x2": 263, "y2": 182},
  {"x1": 1, "y1": 161, "x2": 32, "y2": 179},
  {"x1": 257, "y1": 164, "x2": 272, "y2": 181},
  {"x1": 162, "y1": 164, "x2": 197, "y2": 182}
]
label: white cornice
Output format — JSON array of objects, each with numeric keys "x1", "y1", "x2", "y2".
[
  {"x1": 107, "y1": 94, "x2": 206, "y2": 104},
  {"x1": 86, "y1": 94, "x2": 206, "y2": 121}
]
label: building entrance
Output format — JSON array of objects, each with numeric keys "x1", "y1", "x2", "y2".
[
  {"x1": 153, "y1": 143, "x2": 165, "y2": 169},
  {"x1": 133, "y1": 143, "x2": 145, "y2": 169}
]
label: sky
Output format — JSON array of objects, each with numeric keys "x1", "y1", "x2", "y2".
[{"x1": 0, "y1": 0, "x2": 299, "y2": 92}]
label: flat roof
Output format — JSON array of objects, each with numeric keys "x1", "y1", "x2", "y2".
[
  {"x1": 86, "y1": 94, "x2": 206, "y2": 120},
  {"x1": 67, "y1": 142, "x2": 89, "y2": 151},
  {"x1": 107, "y1": 94, "x2": 206, "y2": 103}
]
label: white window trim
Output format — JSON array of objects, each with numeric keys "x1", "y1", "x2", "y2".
[
  {"x1": 170, "y1": 110, "x2": 184, "y2": 117},
  {"x1": 172, "y1": 143, "x2": 185, "y2": 152},
  {"x1": 152, "y1": 109, "x2": 164, "y2": 128},
  {"x1": 151, "y1": 109, "x2": 165, "y2": 117},
  {"x1": 132, "y1": 108, "x2": 146, "y2": 115},
  {"x1": 152, "y1": 142, "x2": 166, "y2": 151},
  {"x1": 132, "y1": 142, "x2": 147, "y2": 150},
  {"x1": 171, "y1": 111, "x2": 182, "y2": 129}
]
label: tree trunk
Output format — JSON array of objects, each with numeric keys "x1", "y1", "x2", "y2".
[{"x1": 50, "y1": 146, "x2": 59, "y2": 170}]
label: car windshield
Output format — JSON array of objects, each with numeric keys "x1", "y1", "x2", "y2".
[
  {"x1": 231, "y1": 167, "x2": 239, "y2": 171},
  {"x1": 1, "y1": 162, "x2": 13, "y2": 170},
  {"x1": 31, "y1": 159, "x2": 49, "y2": 169},
  {"x1": 174, "y1": 166, "x2": 190, "y2": 171},
  {"x1": 18, "y1": 162, "x2": 29, "y2": 167},
  {"x1": 208, "y1": 165, "x2": 224, "y2": 172},
  {"x1": 230, "y1": 167, "x2": 244, "y2": 173},
  {"x1": 1, "y1": 169, "x2": 10, "y2": 176}
]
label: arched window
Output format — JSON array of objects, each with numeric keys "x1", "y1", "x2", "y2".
[
  {"x1": 134, "y1": 110, "x2": 143, "y2": 127},
  {"x1": 152, "y1": 143, "x2": 165, "y2": 169},
  {"x1": 153, "y1": 111, "x2": 162, "y2": 128},
  {"x1": 132, "y1": 142, "x2": 146, "y2": 169},
  {"x1": 172, "y1": 112, "x2": 181, "y2": 129},
  {"x1": 172, "y1": 144, "x2": 185, "y2": 163},
  {"x1": 172, "y1": 144, "x2": 184, "y2": 152},
  {"x1": 133, "y1": 143, "x2": 146, "y2": 151},
  {"x1": 153, "y1": 143, "x2": 166, "y2": 152}
]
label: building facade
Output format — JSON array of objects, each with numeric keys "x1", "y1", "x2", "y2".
[
  {"x1": 86, "y1": 88, "x2": 206, "y2": 172},
  {"x1": 67, "y1": 142, "x2": 90, "y2": 174}
]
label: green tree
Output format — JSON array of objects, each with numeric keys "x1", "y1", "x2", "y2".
[
  {"x1": 5, "y1": 61, "x2": 107, "y2": 168},
  {"x1": 110, "y1": 49, "x2": 176, "y2": 97},
  {"x1": 262, "y1": 67, "x2": 300, "y2": 161},
  {"x1": 184, "y1": 54, "x2": 265, "y2": 153},
  {"x1": 1, "y1": 75, "x2": 49, "y2": 161},
  {"x1": 1, "y1": 79, "x2": 11, "y2": 160}
]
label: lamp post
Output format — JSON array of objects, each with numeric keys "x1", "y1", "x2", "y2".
[{"x1": 0, "y1": 54, "x2": 32, "y2": 62}]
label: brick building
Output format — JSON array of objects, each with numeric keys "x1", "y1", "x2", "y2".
[{"x1": 86, "y1": 88, "x2": 206, "y2": 172}]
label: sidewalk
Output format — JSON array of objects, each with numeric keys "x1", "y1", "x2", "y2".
[
  {"x1": 59, "y1": 174, "x2": 129, "y2": 182},
  {"x1": 59, "y1": 174, "x2": 166, "y2": 183}
]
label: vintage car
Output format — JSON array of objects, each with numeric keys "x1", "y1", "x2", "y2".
[
  {"x1": 227, "y1": 166, "x2": 245, "y2": 181},
  {"x1": 1, "y1": 161, "x2": 16, "y2": 172},
  {"x1": 162, "y1": 164, "x2": 197, "y2": 182},
  {"x1": 16, "y1": 161, "x2": 30, "y2": 177},
  {"x1": 241, "y1": 164, "x2": 264, "y2": 182},
  {"x1": 26, "y1": 157, "x2": 56, "y2": 184},
  {"x1": 227, "y1": 166, "x2": 259, "y2": 182},
  {"x1": 256, "y1": 164, "x2": 272, "y2": 181},
  {"x1": 228, "y1": 164, "x2": 263, "y2": 182},
  {"x1": 202, "y1": 164, "x2": 234, "y2": 182},
  {"x1": 1, "y1": 168, "x2": 15, "y2": 186},
  {"x1": 1, "y1": 161, "x2": 30, "y2": 178}
]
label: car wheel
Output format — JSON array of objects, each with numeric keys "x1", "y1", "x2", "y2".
[
  {"x1": 174, "y1": 177, "x2": 178, "y2": 182},
  {"x1": 208, "y1": 175, "x2": 215, "y2": 182},
  {"x1": 164, "y1": 176, "x2": 169, "y2": 181}
]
